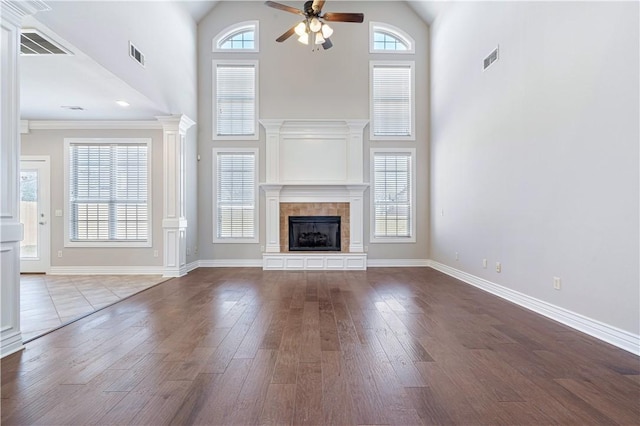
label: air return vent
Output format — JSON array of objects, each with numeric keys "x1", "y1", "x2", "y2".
[
  {"x1": 483, "y1": 46, "x2": 499, "y2": 71},
  {"x1": 20, "y1": 29, "x2": 70, "y2": 55},
  {"x1": 129, "y1": 41, "x2": 145, "y2": 67}
]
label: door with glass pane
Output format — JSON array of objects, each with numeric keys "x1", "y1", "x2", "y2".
[{"x1": 20, "y1": 158, "x2": 50, "y2": 273}]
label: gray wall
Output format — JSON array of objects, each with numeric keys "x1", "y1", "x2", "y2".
[
  {"x1": 21, "y1": 128, "x2": 165, "y2": 268},
  {"x1": 429, "y1": 1, "x2": 639, "y2": 334},
  {"x1": 197, "y1": 1, "x2": 430, "y2": 262}
]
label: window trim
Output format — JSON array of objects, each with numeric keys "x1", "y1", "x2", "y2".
[
  {"x1": 212, "y1": 20, "x2": 259, "y2": 53},
  {"x1": 369, "y1": 22, "x2": 415, "y2": 54},
  {"x1": 212, "y1": 147, "x2": 259, "y2": 244},
  {"x1": 63, "y1": 138, "x2": 152, "y2": 248},
  {"x1": 369, "y1": 147, "x2": 416, "y2": 244},
  {"x1": 369, "y1": 60, "x2": 416, "y2": 141},
  {"x1": 212, "y1": 59, "x2": 260, "y2": 141}
]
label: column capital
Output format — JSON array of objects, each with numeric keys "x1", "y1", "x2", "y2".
[{"x1": 156, "y1": 114, "x2": 195, "y2": 135}]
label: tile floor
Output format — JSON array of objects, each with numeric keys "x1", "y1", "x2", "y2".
[{"x1": 20, "y1": 274, "x2": 168, "y2": 341}]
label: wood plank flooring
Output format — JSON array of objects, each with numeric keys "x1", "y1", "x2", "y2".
[{"x1": 2, "y1": 267, "x2": 639, "y2": 425}]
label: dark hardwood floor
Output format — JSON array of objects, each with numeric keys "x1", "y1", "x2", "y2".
[{"x1": 2, "y1": 267, "x2": 639, "y2": 425}]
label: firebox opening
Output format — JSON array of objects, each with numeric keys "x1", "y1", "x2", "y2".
[{"x1": 288, "y1": 216, "x2": 341, "y2": 252}]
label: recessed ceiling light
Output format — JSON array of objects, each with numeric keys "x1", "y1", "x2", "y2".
[{"x1": 116, "y1": 100, "x2": 130, "y2": 107}]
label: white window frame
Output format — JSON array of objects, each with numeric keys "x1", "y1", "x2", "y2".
[
  {"x1": 369, "y1": 61, "x2": 415, "y2": 141},
  {"x1": 212, "y1": 59, "x2": 260, "y2": 141},
  {"x1": 213, "y1": 20, "x2": 259, "y2": 53},
  {"x1": 63, "y1": 138, "x2": 152, "y2": 248},
  {"x1": 213, "y1": 147, "x2": 259, "y2": 244},
  {"x1": 369, "y1": 22, "x2": 415, "y2": 54},
  {"x1": 370, "y1": 148, "x2": 416, "y2": 243}
]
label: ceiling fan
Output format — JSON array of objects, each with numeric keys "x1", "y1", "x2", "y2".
[{"x1": 265, "y1": 0, "x2": 364, "y2": 50}]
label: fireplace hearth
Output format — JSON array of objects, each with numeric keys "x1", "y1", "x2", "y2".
[{"x1": 289, "y1": 216, "x2": 341, "y2": 251}]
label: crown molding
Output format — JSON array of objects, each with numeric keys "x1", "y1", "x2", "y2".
[{"x1": 25, "y1": 120, "x2": 163, "y2": 130}]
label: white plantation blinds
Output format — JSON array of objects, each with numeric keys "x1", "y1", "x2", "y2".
[
  {"x1": 68, "y1": 141, "x2": 149, "y2": 242},
  {"x1": 215, "y1": 62, "x2": 257, "y2": 137},
  {"x1": 371, "y1": 63, "x2": 413, "y2": 137},
  {"x1": 216, "y1": 151, "x2": 256, "y2": 240},
  {"x1": 373, "y1": 152, "x2": 412, "y2": 238}
]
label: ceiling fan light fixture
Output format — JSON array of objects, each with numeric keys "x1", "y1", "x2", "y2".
[
  {"x1": 309, "y1": 17, "x2": 322, "y2": 33},
  {"x1": 314, "y1": 32, "x2": 325, "y2": 45},
  {"x1": 321, "y1": 23, "x2": 333, "y2": 38},
  {"x1": 294, "y1": 21, "x2": 307, "y2": 36},
  {"x1": 297, "y1": 33, "x2": 309, "y2": 45}
]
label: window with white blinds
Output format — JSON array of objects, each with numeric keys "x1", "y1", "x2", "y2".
[
  {"x1": 370, "y1": 149, "x2": 416, "y2": 242},
  {"x1": 213, "y1": 60, "x2": 258, "y2": 140},
  {"x1": 370, "y1": 61, "x2": 415, "y2": 140},
  {"x1": 65, "y1": 139, "x2": 151, "y2": 247},
  {"x1": 214, "y1": 148, "x2": 258, "y2": 242}
]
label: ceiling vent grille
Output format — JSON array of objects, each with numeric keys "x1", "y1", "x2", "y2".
[
  {"x1": 129, "y1": 41, "x2": 145, "y2": 67},
  {"x1": 20, "y1": 30, "x2": 70, "y2": 55},
  {"x1": 483, "y1": 46, "x2": 499, "y2": 71}
]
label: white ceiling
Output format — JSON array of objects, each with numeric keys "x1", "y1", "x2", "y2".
[{"x1": 19, "y1": 1, "x2": 221, "y2": 122}]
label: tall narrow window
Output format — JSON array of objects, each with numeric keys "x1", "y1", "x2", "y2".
[
  {"x1": 371, "y1": 149, "x2": 416, "y2": 242},
  {"x1": 214, "y1": 148, "x2": 258, "y2": 242},
  {"x1": 213, "y1": 60, "x2": 259, "y2": 140},
  {"x1": 65, "y1": 139, "x2": 151, "y2": 247},
  {"x1": 370, "y1": 61, "x2": 415, "y2": 140}
]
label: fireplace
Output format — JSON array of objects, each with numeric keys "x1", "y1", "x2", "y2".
[{"x1": 289, "y1": 216, "x2": 341, "y2": 251}]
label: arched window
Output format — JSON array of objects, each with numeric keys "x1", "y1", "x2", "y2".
[
  {"x1": 369, "y1": 22, "x2": 414, "y2": 54},
  {"x1": 213, "y1": 21, "x2": 259, "y2": 52}
]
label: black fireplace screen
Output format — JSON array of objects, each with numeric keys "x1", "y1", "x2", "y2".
[{"x1": 288, "y1": 216, "x2": 341, "y2": 251}]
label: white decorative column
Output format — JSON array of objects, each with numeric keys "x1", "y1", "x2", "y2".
[
  {"x1": 347, "y1": 185, "x2": 368, "y2": 253},
  {"x1": 157, "y1": 115, "x2": 195, "y2": 277},
  {"x1": 1, "y1": 0, "x2": 50, "y2": 357},
  {"x1": 259, "y1": 119, "x2": 284, "y2": 183},
  {"x1": 261, "y1": 185, "x2": 282, "y2": 253}
]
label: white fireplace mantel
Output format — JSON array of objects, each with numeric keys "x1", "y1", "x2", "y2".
[
  {"x1": 260, "y1": 119, "x2": 368, "y2": 185},
  {"x1": 259, "y1": 119, "x2": 369, "y2": 269}
]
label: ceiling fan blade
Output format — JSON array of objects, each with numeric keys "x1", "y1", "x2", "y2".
[
  {"x1": 322, "y1": 12, "x2": 364, "y2": 23},
  {"x1": 276, "y1": 25, "x2": 297, "y2": 42},
  {"x1": 312, "y1": 0, "x2": 325, "y2": 13},
  {"x1": 322, "y1": 38, "x2": 333, "y2": 50},
  {"x1": 264, "y1": 1, "x2": 304, "y2": 16}
]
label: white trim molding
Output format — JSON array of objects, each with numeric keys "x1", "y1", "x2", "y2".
[
  {"x1": 263, "y1": 253, "x2": 367, "y2": 271},
  {"x1": 198, "y1": 259, "x2": 263, "y2": 268},
  {"x1": 368, "y1": 258, "x2": 429, "y2": 267},
  {"x1": 429, "y1": 260, "x2": 640, "y2": 356},
  {"x1": 26, "y1": 120, "x2": 162, "y2": 130},
  {"x1": 49, "y1": 266, "x2": 165, "y2": 275}
]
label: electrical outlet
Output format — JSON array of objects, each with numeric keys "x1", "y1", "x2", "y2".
[
  {"x1": 186, "y1": 247, "x2": 191, "y2": 256},
  {"x1": 495, "y1": 262, "x2": 501, "y2": 273},
  {"x1": 455, "y1": 252, "x2": 459, "y2": 261},
  {"x1": 153, "y1": 250, "x2": 159, "y2": 258},
  {"x1": 482, "y1": 259, "x2": 487, "y2": 268},
  {"x1": 553, "y1": 277, "x2": 561, "y2": 290},
  {"x1": 57, "y1": 250, "x2": 62, "y2": 258}
]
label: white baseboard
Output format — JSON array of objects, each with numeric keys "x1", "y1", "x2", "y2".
[
  {"x1": 428, "y1": 260, "x2": 640, "y2": 356},
  {"x1": 198, "y1": 259, "x2": 263, "y2": 268},
  {"x1": 49, "y1": 266, "x2": 165, "y2": 275},
  {"x1": 1, "y1": 330, "x2": 24, "y2": 358},
  {"x1": 367, "y1": 258, "x2": 430, "y2": 267}
]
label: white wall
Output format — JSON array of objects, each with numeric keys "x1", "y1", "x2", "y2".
[
  {"x1": 197, "y1": 1, "x2": 429, "y2": 262},
  {"x1": 430, "y1": 1, "x2": 639, "y2": 334},
  {"x1": 21, "y1": 127, "x2": 165, "y2": 269}
]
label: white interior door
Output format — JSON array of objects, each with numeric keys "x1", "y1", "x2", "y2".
[{"x1": 20, "y1": 157, "x2": 50, "y2": 273}]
